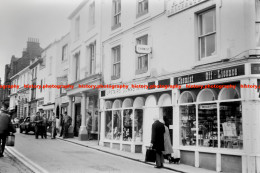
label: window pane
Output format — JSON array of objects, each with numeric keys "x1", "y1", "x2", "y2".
[
  {"x1": 116, "y1": 63, "x2": 120, "y2": 77},
  {"x1": 206, "y1": 34, "x2": 216, "y2": 57},
  {"x1": 123, "y1": 109, "x2": 133, "y2": 141},
  {"x1": 198, "y1": 104, "x2": 218, "y2": 148},
  {"x1": 105, "y1": 111, "x2": 112, "y2": 139},
  {"x1": 220, "y1": 102, "x2": 243, "y2": 149},
  {"x1": 134, "y1": 109, "x2": 143, "y2": 142},
  {"x1": 200, "y1": 9, "x2": 215, "y2": 35},
  {"x1": 200, "y1": 37, "x2": 206, "y2": 58},
  {"x1": 113, "y1": 110, "x2": 122, "y2": 140},
  {"x1": 180, "y1": 105, "x2": 196, "y2": 146}
]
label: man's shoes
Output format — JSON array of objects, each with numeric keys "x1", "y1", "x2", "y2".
[{"x1": 154, "y1": 165, "x2": 162, "y2": 168}]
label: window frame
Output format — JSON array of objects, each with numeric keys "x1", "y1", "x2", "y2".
[
  {"x1": 62, "y1": 44, "x2": 68, "y2": 61},
  {"x1": 75, "y1": 16, "x2": 80, "y2": 41},
  {"x1": 136, "y1": 0, "x2": 148, "y2": 18},
  {"x1": 111, "y1": 45, "x2": 121, "y2": 80},
  {"x1": 89, "y1": 42, "x2": 96, "y2": 75},
  {"x1": 89, "y1": 2, "x2": 95, "y2": 28},
  {"x1": 112, "y1": 0, "x2": 121, "y2": 30},
  {"x1": 136, "y1": 34, "x2": 149, "y2": 75},
  {"x1": 197, "y1": 8, "x2": 216, "y2": 60}
]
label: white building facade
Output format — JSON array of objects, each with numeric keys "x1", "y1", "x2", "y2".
[{"x1": 98, "y1": 0, "x2": 260, "y2": 173}]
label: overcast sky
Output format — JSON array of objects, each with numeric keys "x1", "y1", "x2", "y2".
[{"x1": 0, "y1": 0, "x2": 82, "y2": 83}]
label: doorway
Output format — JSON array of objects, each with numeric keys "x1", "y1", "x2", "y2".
[
  {"x1": 162, "y1": 106, "x2": 173, "y2": 145},
  {"x1": 74, "y1": 103, "x2": 81, "y2": 137}
]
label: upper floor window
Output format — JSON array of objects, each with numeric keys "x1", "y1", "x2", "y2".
[
  {"x1": 198, "y1": 8, "x2": 216, "y2": 59},
  {"x1": 62, "y1": 44, "x2": 68, "y2": 61},
  {"x1": 112, "y1": 0, "x2": 121, "y2": 30},
  {"x1": 112, "y1": 46, "x2": 121, "y2": 80},
  {"x1": 136, "y1": 35, "x2": 148, "y2": 74},
  {"x1": 89, "y1": 42, "x2": 96, "y2": 75},
  {"x1": 89, "y1": 2, "x2": 95, "y2": 28},
  {"x1": 74, "y1": 53, "x2": 80, "y2": 81},
  {"x1": 49, "y1": 57, "x2": 52, "y2": 75},
  {"x1": 75, "y1": 16, "x2": 80, "y2": 41},
  {"x1": 137, "y1": 0, "x2": 148, "y2": 17}
]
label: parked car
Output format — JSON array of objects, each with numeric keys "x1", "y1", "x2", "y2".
[{"x1": 19, "y1": 117, "x2": 35, "y2": 134}]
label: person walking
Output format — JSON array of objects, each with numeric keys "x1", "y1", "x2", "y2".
[
  {"x1": 0, "y1": 105, "x2": 16, "y2": 157},
  {"x1": 51, "y1": 113, "x2": 57, "y2": 139},
  {"x1": 42, "y1": 114, "x2": 48, "y2": 139},
  {"x1": 160, "y1": 117, "x2": 173, "y2": 163},
  {"x1": 86, "y1": 112, "x2": 92, "y2": 140},
  {"x1": 150, "y1": 117, "x2": 165, "y2": 168},
  {"x1": 63, "y1": 112, "x2": 72, "y2": 138},
  {"x1": 34, "y1": 112, "x2": 43, "y2": 139},
  {"x1": 59, "y1": 113, "x2": 64, "y2": 137}
]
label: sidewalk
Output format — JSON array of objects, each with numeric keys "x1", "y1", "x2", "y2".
[{"x1": 54, "y1": 135, "x2": 217, "y2": 173}]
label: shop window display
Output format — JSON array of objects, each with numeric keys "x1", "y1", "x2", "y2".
[
  {"x1": 180, "y1": 105, "x2": 196, "y2": 146},
  {"x1": 123, "y1": 109, "x2": 133, "y2": 141},
  {"x1": 198, "y1": 104, "x2": 218, "y2": 147},
  {"x1": 105, "y1": 111, "x2": 112, "y2": 139},
  {"x1": 220, "y1": 102, "x2": 243, "y2": 149},
  {"x1": 113, "y1": 110, "x2": 122, "y2": 140},
  {"x1": 134, "y1": 109, "x2": 143, "y2": 142}
]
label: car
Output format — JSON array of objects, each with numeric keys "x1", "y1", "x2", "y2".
[{"x1": 19, "y1": 117, "x2": 35, "y2": 134}]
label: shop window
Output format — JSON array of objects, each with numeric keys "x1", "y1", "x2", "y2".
[
  {"x1": 198, "y1": 103, "x2": 218, "y2": 148},
  {"x1": 198, "y1": 8, "x2": 216, "y2": 59},
  {"x1": 134, "y1": 109, "x2": 143, "y2": 142},
  {"x1": 180, "y1": 105, "x2": 196, "y2": 146},
  {"x1": 123, "y1": 109, "x2": 133, "y2": 141},
  {"x1": 105, "y1": 111, "x2": 112, "y2": 139},
  {"x1": 179, "y1": 91, "x2": 196, "y2": 104},
  {"x1": 112, "y1": 110, "x2": 122, "y2": 140},
  {"x1": 220, "y1": 102, "x2": 242, "y2": 149}
]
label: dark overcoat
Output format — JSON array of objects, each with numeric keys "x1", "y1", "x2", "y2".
[
  {"x1": 0, "y1": 112, "x2": 12, "y2": 135},
  {"x1": 151, "y1": 120, "x2": 165, "y2": 152}
]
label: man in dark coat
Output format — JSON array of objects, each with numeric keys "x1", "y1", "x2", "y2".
[
  {"x1": 33, "y1": 112, "x2": 43, "y2": 139},
  {"x1": 0, "y1": 105, "x2": 16, "y2": 157},
  {"x1": 62, "y1": 112, "x2": 72, "y2": 138},
  {"x1": 150, "y1": 117, "x2": 165, "y2": 168}
]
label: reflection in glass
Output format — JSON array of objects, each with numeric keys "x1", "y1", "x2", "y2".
[
  {"x1": 123, "y1": 109, "x2": 133, "y2": 141},
  {"x1": 105, "y1": 111, "x2": 112, "y2": 139},
  {"x1": 113, "y1": 110, "x2": 122, "y2": 140},
  {"x1": 220, "y1": 102, "x2": 243, "y2": 149},
  {"x1": 198, "y1": 104, "x2": 218, "y2": 148},
  {"x1": 180, "y1": 105, "x2": 196, "y2": 146},
  {"x1": 134, "y1": 109, "x2": 143, "y2": 142}
]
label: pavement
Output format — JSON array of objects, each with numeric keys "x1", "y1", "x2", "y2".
[{"x1": 54, "y1": 135, "x2": 217, "y2": 173}]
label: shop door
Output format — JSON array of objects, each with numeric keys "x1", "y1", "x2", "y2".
[
  {"x1": 162, "y1": 107, "x2": 173, "y2": 145},
  {"x1": 74, "y1": 103, "x2": 81, "y2": 137}
]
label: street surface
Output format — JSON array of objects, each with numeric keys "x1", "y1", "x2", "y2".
[{"x1": 6, "y1": 132, "x2": 177, "y2": 173}]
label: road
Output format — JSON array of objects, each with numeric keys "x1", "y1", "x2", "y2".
[{"x1": 8, "y1": 132, "x2": 177, "y2": 173}]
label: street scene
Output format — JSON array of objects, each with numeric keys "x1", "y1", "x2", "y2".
[{"x1": 1, "y1": 0, "x2": 260, "y2": 173}]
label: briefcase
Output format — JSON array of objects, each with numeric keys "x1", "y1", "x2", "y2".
[
  {"x1": 6, "y1": 135, "x2": 15, "y2": 147},
  {"x1": 145, "y1": 147, "x2": 156, "y2": 162}
]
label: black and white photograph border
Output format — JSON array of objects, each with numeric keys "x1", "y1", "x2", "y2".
[{"x1": 0, "y1": 0, "x2": 259, "y2": 172}]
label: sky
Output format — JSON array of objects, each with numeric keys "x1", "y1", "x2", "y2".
[{"x1": 0, "y1": 0, "x2": 82, "y2": 83}]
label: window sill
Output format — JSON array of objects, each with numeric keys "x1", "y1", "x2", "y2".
[
  {"x1": 136, "y1": 10, "x2": 148, "y2": 18},
  {"x1": 194, "y1": 55, "x2": 219, "y2": 67},
  {"x1": 135, "y1": 67, "x2": 148, "y2": 75},
  {"x1": 111, "y1": 23, "x2": 121, "y2": 31},
  {"x1": 111, "y1": 75, "x2": 120, "y2": 80}
]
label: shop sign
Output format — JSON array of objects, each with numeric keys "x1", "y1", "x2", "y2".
[
  {"x1": 251, "y1": 64, "x2": 260, "y2": 74},
  {"x1": 167, "y1": 0, "x2": 208, "y2": 16},
  {"x1": 103, "y1": 83, "x2": 148, "y2": 98},
  {"x1": 135, "y1": 45, "x2": 152, "y2": 54},
  {"x1": 199, "y1": 104, "x2": 217, "y2": 109},
  {"x1": 174, "y1": 65, "x2": 244, "y2": 85}
]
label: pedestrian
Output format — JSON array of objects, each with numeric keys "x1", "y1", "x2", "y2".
[
  {"x1": 59, "y1": 113, "x2": 64, "y2": 137},
  {"x1": 0, "y1": 105, "x2": 16, "y2": 157},
  {"x1": 51, "y1": 113, "x2": 57, "y2": 139},
  {"x1": 42, "y1": 114, "x2": 48, "y2": 139},
  {"x1": 34, "y1": 112, "x2": 43, "y2": 139},
  {"x1": 62, "y1": 112, "x2": 72, "y2": 138},
  {"x1": 150, "y1": 116, "x2": 165, "y2": 168},
  {"x1": 160, "y1": 116, "x2": 173, "y2": 163},
  {"x1": 86, "y1": 112, "x2": 92, "y2": 140}
]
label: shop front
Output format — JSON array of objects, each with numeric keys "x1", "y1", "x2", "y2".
[
  {"x1": 99, "y1": 81, "x2": 174, "y2": 154},
  {"x1": 172, "y1": 63, "x2": 260, "y2": 173}
]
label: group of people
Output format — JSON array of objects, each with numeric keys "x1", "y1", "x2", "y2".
[
  {"x1": 33, "y1": 111, "x2": 72, "y2": 139},
  {"x1": 0, "y1": 105, "x2": 16, "y2": 157},
  {"x1": 150, "y1": 115, "x2": 175, "y2": 168}
]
